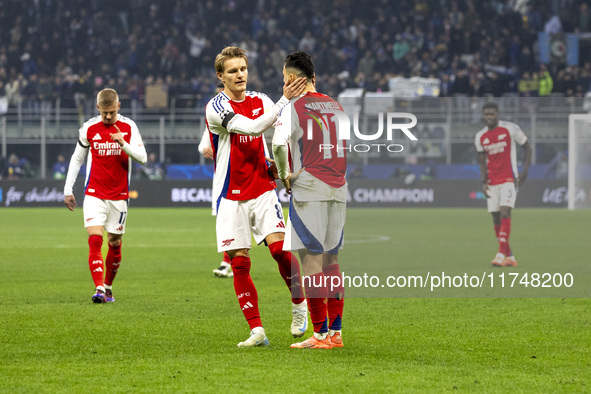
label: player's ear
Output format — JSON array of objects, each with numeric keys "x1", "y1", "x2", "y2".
[
  {"x1": 96, "y1": 103, "x2": 100, "y2": 111},
  {"x1": 311, "y1": 74, "x2": 316, "y2": 87}
]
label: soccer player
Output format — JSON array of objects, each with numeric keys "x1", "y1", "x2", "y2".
[
  {"x1": 64, "y1": 88, "x2": 147, "y2": 303},
  {"x1": 272, "y1": 51, "x2": 347, "y2": 349},
  {"x1": 205, "y1": 46, "x2": 308, "y2": 347},
  {"x1": 475, "y1": 102, "x2": 532, "y2": 267},
  {"x1": 199, "y1": 82, "x2": 233, "y2": 278}
]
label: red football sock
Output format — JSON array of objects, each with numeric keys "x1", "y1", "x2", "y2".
[
  {"x1": 268, "y1": 241, "x2": 305, "y2": 304},
  {"x1": 305, "y1": 272, "x2": 328, "y2": 334},
  {"x1": 495, "y1": 223, "x2": 512, "y2": 256},
  {"x1": 222, "y1": 251, "x2": 231, "y2": 264},
  {"x1": 104, "y1": 241, "x2": 122, "y2": 286},
  {"x1": 323, "y1": 264, "x2": 344, "y2": 332},
  {"x1": 231, "y1": 256, "x2": 262, "y2": 330},
  {"x1": 88, "y1": 235, "x2": 104, "y2": 288},
  {"x1": 498, "y1": 218, "x2": 512, "y2": 256}
]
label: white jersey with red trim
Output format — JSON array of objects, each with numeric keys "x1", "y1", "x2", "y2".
[
  {"x1": 273, "y1": 91, "x2": 348, "y2": 202},
  {"x1": 80, "y1": 115, "x2": 144, "y2": 200},
  {"x1": 475, "y1": 120, "x2": 527, "y2": 185},
  {"x1": 205, "y1": 90, "x2": 278, "y2": 210}
]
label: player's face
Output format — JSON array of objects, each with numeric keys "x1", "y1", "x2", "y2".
[
  {"x1": 218, "y1": 57, "x2": 248, "y2": 95},
  {"x1": 483, "y1": 108, "x2": 499, "y2": 129},
  {"x1": 97, "y1": 101, "x2": 121, "y2": 125}
]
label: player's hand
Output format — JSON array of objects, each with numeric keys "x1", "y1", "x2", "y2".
[
  {"x1": 265, "y1": 157, "x2": 279, "y2": 179},
  {"x1": 283, "y1": 77, "x2": 307, "y2": 100},
  {"x1": 203, "y1": 147, "x2": 214, "y2": 160},
  {"x1": 110, "y1": 124, "x2": 125, "y2": 147},
  {"x1": 517, "y1": 171, "x2": 528, "y2": 187},
  {"x1": 281, "y1": 175, "x2": 292, "y2": 194},
  {"x1": 65, "y1": 195, "x2": 76, "y2": 211},
  {"x1": 481, "y1": 182, "x2": 490, "y2": 198}
]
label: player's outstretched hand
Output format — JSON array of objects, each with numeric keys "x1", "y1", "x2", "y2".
[
  {"x1": 110, "y1": 124, "x2": 125, "y2": 147},
  {"x1": 265, "y1": 157, "x2": 279, "y2": 179},
  {"x1": 65, "y1": 194, "x2": 76, "y2": 211},
  {"x1": 283, "y1": 77, "x2": 307, "y2": 100}
]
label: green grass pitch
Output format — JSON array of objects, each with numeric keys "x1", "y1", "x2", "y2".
[{"x1": 0, "y1": 207, "x2": 589, "y2": 392}]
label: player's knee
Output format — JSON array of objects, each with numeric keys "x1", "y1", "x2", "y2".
[
  {"x1": 268, "y1": 241, "x2": 287, "y2": 261},
  {"x1": 230, "y1": 258, "x2": 251, "y2": 276}
]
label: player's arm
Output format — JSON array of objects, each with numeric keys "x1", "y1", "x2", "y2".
[
  {"x1": 64, "y1": 140, "x2": 89, "y2": 211},
  {"x1": 112, "y1": 123, "x2": 147, "y2": 164},
  {"x1": 518, "y1": 140, "x2": 532, "y2": 186},
  {"x1": 477, "y1": 152, "x2": 490, "y2": 198},
  {"x1": 219, "y1": 77, "x2": 307, "y2": 136},
  {"x1": 272, "y1": 105, "x2": 295, "y2": 192},
  {"x1": 198, "y1": 127, "x2": 214, "y2": 160}
]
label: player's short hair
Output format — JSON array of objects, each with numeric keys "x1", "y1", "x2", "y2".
[
  {"x1": 482, "y1": 102, "x2": 499, "y2": 112},
  {"x1": 97, "y1": 88, "x2": 119, "y2": 107},
  {"x1": 214, "y1": 46, "x2": 248, "y2": 73},
  {"x1": 284, "y1": 51, "x2": 315, "y2": 80}
]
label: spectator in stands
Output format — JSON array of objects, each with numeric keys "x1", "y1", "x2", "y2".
[
  {"x1": 4, "y1": 154, "x2": 29, "y2": 180},
  {"x1": 138, "y1": 152, "x2": 165, "y2": 180},
  {"x1": 52, "y1": 154, "x2": 68, "y2": 180}
]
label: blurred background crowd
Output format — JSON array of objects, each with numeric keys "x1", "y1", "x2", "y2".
[{"x1": 1, "y1": 0, "x2": 591, "y2": 109}]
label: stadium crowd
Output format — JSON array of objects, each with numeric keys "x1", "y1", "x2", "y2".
[{"x1": 1, "y1": 0, "x2": 591, "y2": 111}]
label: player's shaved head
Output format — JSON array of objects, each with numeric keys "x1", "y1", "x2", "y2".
[
  {"x1": 284, "y1": 51, "x2": 315, "y2": 80},
  {"x1": 97, "y1": 89, "x2": 119, "y2": 107},
  {"x1": 215, "y1": 46, "x2": 249, "y2": 73}
]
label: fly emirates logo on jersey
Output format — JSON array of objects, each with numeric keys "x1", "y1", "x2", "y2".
[
  {"x1": 93, "y1": 140, "x2": 122, "y2": 156},
  {"x1": 482, "y1": 135, "x2": 508, "y2": 155},
  {"x1": 302, "y1": 99, "x2": 419, "y2": 154}
]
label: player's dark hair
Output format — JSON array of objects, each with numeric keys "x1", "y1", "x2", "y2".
[
  {"x1": 285, "y1": 51, "x2": 315, "y2": 80},
  {"x1": 483, "y1": 102, "x2": 499, "y2": 112}
]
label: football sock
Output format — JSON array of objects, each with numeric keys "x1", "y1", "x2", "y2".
[
  {"x1": 104, "y1": 241, "x2": 122, "y2": 286},
  {"x1": 305, "y1": 272, "x2": 329, "y2": 335},
  {"x1": 498, "y1": 217, "x2": 512, "y2": 257},
  {"x1": 268, "y1": 241, "x2": 305, "y2": 305},
  {"x1": 222, "y1": 252, "x2": 231, "y2": 264},
  {"x1": 494, "y1": 223, "x2": 512, "y2": 256},
  {"x1": 88, "y1": 235, "x2": 105, "y2": 288},
  {"x1": 323, "y1": 264, "x2": 344, "y2": 332},
  {"x1": 231, "y1": 256, "x2": 262, "y2": 330}
]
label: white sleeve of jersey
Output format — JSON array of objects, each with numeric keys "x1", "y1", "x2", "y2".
[
  {"x1": 121, "y1": 120, "x2": 147, "y2": 164},
  {"x1": 272, "y1": 104, "x2": 294, "y2": 180},
  {"x1": 198, "y1": 127, "x2": 211, "y2": 154},
  {"x1": 205, "y1": 100, "x2": 228, "y2": 136},
  {"x1": 225, "y1": 95, "x2": 290, "y2": 136},
  {"x1": 64, "y1": 141, "x2": 88, "y2": 196},
  {"x1": 474, "y1": 129, "x2": 485, "y2": 152},
  {"x1": 509, "y1": 123, "x2": 528, "y2": 146}
]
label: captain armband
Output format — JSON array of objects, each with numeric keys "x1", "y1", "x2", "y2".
[{"x1": 220, "y1": 109, "x2": 237, "y2": 129}]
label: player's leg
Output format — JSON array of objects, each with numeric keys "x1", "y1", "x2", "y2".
[
  {"x1": 213, "y1": 252, "x2": 233, "y2": 278},
  {"x1": 498, "y1": 182, "x2": 517, "y2": 266},
  {"x1": 487, "y1": 185, "x2": 505, "y2": 267},
  {"x1": 290, "y1": 250, "x2": 332, "y2": 349},
  {"x1": 217, "y1": 198, "x2": 266, "y2": 347},
  {"x1": 83, "y1": 196, "x2": 108, "y2": 303},
  {"x1": 102, "y1": 200, "x2": 128, "y2": 302},
  {"x1": 252, "y1": 191, "x2": 307, "y2": 336},
  {"x1": 499, "y1": 206, "x2": 516, "y2": 266},
  {"x1": 323, "y1": 201, "x2": 345, "y2": 348}
]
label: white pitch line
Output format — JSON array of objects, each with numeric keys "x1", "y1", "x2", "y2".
[{"x1": 346, "y1": 235, "x2": 391, "y2": 244}]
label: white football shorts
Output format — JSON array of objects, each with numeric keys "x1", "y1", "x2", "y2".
[
  {"x1": 83, "y1": 195, "x2": 129, "y2": 234},
  {"x1": 486, "y1": 182, "x2": 517, "y2": 212},
  {"x1": 284, "y1": 198, "x2": 346, "y2": 254},
  {"x1": 216, "y1": 189, "x2": 286, "y2": 252}
]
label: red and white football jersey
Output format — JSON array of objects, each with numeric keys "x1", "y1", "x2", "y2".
[
  {"x1": 273, "y1": 92, "x2": 348, "y2": 201},
  {"x1": 205, "y1": 90, "x2": 277, "y2": 209},
  {"x1": 475, "y1": 120, "x2": 528, "y2": 185},
  {"x1": 79, "y1": 115, "x2": 142, "y2": 200}
]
